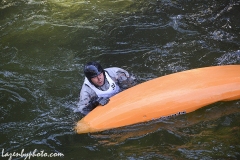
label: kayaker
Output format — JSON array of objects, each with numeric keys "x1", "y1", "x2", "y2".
[{"x1": 75, "y1": 61, "x2": 136, "y2": 115}]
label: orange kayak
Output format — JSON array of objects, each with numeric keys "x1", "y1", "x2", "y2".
[{"x1": 75, "y1": 65, "x2": 240, "y2": 134}]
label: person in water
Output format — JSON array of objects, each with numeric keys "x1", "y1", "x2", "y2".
[{"x1": 75, "y1": 61, "x2": 136, "y2": 115}]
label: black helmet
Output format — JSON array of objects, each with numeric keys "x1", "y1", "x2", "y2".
[{"x1": 84, "y1": 61, "x2": 104, "y2": 82}]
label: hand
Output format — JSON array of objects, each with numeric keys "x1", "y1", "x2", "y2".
[{"x1": 96, "y1": 97, "x2": 110, "y2": 106}]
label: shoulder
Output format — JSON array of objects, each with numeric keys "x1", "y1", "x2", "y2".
[
  {"x1": 105, "y1": 67, "x2": 129, "y2": 75},
  {"x1": 104, "y1": 67, "x2": 128, "y2": 79},
  {"x1": 80, "y1": 83, "x2": 96, "y2": 99},
  {"x1": 105, "y1": 67, "x2": 123, "y2": 72}
]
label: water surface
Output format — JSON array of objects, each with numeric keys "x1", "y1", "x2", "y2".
[{"x1": 1, "y1": 0, "x2": 240, "y2": 159}]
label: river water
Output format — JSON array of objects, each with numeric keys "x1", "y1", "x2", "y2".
[{"x1": 1, "y1": 0, "x2": 240, "y2": 159}]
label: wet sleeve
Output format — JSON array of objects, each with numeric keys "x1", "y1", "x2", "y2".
[
  {"x1": 74, "y1": 84, "x2": 98, "y2": 115},
  {"x1": 105, "y1": 67, "x2": 137, "y2": 90}
]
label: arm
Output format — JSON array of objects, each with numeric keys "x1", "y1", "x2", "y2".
[
  {"x1": 74, "y1": 84, "x2": 97, "y2": 115},
  {"x1": 75, "y1": 84, "x2": 109, "y2": 115},
  {"x1": 105, "y1": 67, "x2": 137, "y2": 90}
]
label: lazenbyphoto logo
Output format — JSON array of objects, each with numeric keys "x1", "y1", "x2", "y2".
[{"x1": 2, "y1": 148, "x2": 64, "y2": 160}]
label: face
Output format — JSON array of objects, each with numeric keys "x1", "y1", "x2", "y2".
[{"x1": 91, "y1": 72, "x2": 104, "y2": 87}]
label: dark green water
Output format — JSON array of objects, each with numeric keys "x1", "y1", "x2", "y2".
[{"x1": 1, "y1": 0, "x2": 240, "y2": 159}]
